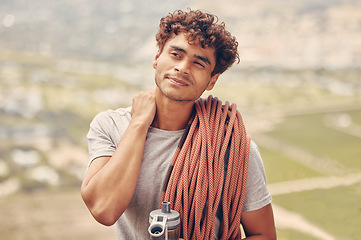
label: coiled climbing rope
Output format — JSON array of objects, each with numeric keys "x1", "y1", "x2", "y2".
[{"x1": 161, "y1": 95, "x2": 251, "y2": 239}]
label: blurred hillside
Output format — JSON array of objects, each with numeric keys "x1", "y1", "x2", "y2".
[
  {"x1": 0, "y1": 0, "x2": 361, "y2": 240},
  {"x1": 1, "y1": 0, "x2": 360, "y2": 67},
  {"x1": 195, "y1": 0, "x2": 361, "y2": 69},
  {"x1": 0, "y1": 0, "x2": 186, "y2": 61}
]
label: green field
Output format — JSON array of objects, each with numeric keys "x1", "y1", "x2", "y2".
[
  {"x1": 258, "y1": 109, "x2": 361, "y2": 239},
  {"x1": 266, "y1": 111, "x2": 361, "y2": 171},
  {"x1": 272, "y1": 182, "x2": 361, "y2": 240},
  {"x1": 260, "y1": 146, "x2": 324, "y2": 183}
]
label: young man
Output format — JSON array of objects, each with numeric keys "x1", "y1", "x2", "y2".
[{"x1": 81, "y1": 9, "x2": 276, "y2": 239}]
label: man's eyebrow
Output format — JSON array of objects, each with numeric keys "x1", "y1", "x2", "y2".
[
  {"x1": 170, "y1": 45, "x2": 186, "y2": 53},
  {"x1": 195, "y1": 55, "x2": 211, "y2": 66},
  {"x1": 170, "y1": 45, "x2": 211, "y2": 66}
]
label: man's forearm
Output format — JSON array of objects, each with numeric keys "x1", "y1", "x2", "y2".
[{"x1": 82, "y1": 90, "x2": 156, "y2": 225}]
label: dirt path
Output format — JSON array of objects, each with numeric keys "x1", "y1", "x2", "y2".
[{"x1": 268, "y1": 172, "x2": 361, "y2": 196}]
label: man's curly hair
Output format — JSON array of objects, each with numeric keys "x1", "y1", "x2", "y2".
[{"x1": 156, "y1": 9, "x2": 240, "y2": 76}]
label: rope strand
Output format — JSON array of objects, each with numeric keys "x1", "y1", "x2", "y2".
[{"x1": 161, "y1": 95, "x2": 250, "y2": 239}]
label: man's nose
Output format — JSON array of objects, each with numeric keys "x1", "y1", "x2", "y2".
[{"x1": 174, "y1": 60, "x2": 190, "y2": 75}]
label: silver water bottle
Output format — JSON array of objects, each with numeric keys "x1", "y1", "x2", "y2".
[{"x1": 148, "y1": 201, "x2": 180, "y2": 240}]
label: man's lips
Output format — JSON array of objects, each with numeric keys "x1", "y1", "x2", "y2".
[{"x1": 167, "y1": 77, "x2": 190, "y2": 86}]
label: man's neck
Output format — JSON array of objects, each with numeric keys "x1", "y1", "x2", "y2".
[{"x1": 152, "y1": 95, "x2": 194, "y2": 131}]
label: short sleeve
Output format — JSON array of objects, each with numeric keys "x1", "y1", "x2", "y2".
[
  {"x1": 242, "y1": 140, "x2": 272, "y2": 212},
  {"x1": 87, "y1": 108, "x2": 131, "y2": 166}
]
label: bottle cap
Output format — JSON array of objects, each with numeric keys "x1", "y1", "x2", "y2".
[{"x1": 149, "y1": 201, "x2": 180, "y2": 230}]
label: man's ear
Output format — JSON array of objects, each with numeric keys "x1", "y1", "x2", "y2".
[
  {"x1": 206, "y1": 73, "x2": 220, "y2": 91},
  {"x1": 153, "y1": 51, "x2": 161, "y2": 69}
]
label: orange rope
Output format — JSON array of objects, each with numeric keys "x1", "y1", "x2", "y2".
[{"x1": 160, "y1": 95, "x2": 250, "y2": 239}]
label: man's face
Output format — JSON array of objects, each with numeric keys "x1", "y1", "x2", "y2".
[{"x1": 153, "y1": 33, "x2": 219, "y2": 102}]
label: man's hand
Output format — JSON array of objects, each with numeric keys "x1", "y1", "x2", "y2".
[{"x1": 131, "y1": 88, "x2": 156, "y2": 128}]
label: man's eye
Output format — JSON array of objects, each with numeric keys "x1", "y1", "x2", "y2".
[
  {"x1": 195, "y1": 62, "x2": 204, "y2": 68},
  {"x1": 171, "y1": 52, "x2": 180, "y2": 58}
]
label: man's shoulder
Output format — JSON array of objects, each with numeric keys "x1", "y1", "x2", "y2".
[
  {"x1": 249, "y1": 140, "x2": 260, "y2": 153},
  {"x1": 91, "y1": 106, "x2": 132, "y2": 126},
  {"x1": 95, "y1": 106, "x2": 131, "y2": 119}
]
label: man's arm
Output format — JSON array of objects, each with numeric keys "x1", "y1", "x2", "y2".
[
  {"x1": 241, "y1": 203, "x2": 277, "y2": 239},
  {"x1": 81, "y1": 89, "x2": 156, "y2": 226}
]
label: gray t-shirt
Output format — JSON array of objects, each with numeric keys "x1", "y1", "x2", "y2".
[{"x1": 87, "y1": 107, "x2": 272, "y2": 240}]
